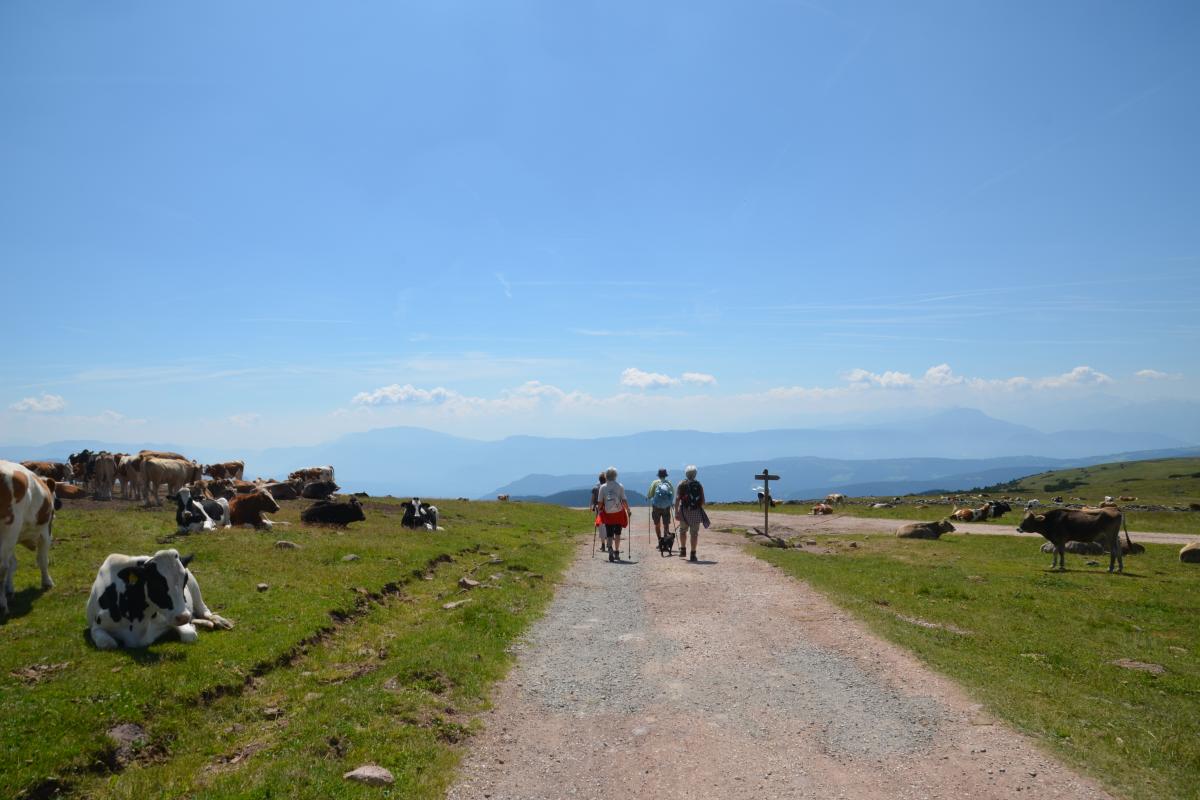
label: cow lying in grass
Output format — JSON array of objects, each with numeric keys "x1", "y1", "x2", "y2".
[
  {"x1": 301, "y1": 497, "x2": 365, "y2": 527},
  {"x1": 86, "y1": 549, "x2": 233, "y2": 649},
  {"x1": 229, "y1": 489, "x2": 282, "y2": 530},
  {"x1": 173, "y1": 487, "x2": 230, "y2": 533},
  {"x1": 896, "y1": 520, "x2": 955, "y2": 539},
  {"x1": 401, "y1": 498, "x2": 439, "y2": 530},
  {"x1": 1017, "y1": 507, "x2": 1126, "y2": 572}
]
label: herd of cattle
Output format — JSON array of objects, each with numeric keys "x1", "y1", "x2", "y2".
[{"x1": 2, "y1": 452, "x2": 445, "y2": 648}]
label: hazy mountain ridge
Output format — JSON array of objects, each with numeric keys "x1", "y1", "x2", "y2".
[{"x1": 1, "y1": 409, "x2": 1192, "y2": 499}]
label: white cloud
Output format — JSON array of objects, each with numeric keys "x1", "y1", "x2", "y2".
[
  {"x1": 620, "y1": 368, "x2": 679, "y2": 390},
  {"x1": 681, "y1": 372, "x2": 718, "y2": 386},
  {"x1": 844, "y1": 368, "x2": 917, "y2": 389},
  {"x1": 229, "y1": 412, "x2": 262, "y2": 427},
  {"x1": 9, "y1": 393, "x2": 67, "y2": 413},
  {"x1": 1033, "y1": 365, "x2": 1112, "y2": 389},
  {"x1": 352, "y1": 384, "x2": 461, "y2": 406},
  {"x1": 1135, "y1": 369, "x2": 1181, "y2": 381}
]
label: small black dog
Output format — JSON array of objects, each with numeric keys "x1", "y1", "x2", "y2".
[{"x1": 657, "y1": 529, "x2": 676, "y2": 557}]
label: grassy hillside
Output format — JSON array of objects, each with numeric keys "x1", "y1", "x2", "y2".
[
  {"x1": 751, "y1": 533, "x2": 1200, "y2": 800},
  {"x1": 0, "y1": 497, "x2": 586, "y2": 800},
  {"x1": 715, "y1": 457, "x2": 1200, "y2": 536}
]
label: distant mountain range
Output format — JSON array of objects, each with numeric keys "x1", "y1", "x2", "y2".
[{"x1": 1, "y1": 408, "x2": 1193, "y2": 501}]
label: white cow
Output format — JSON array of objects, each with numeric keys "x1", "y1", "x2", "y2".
[
  {"x1": 0, "y1": 460, "x2": 59, "y2": 614},
  {"x1": 86, "y1": 549, "x2": 233, "y2": 649},
  {"x1": 142, "y1": 458, "x2": 203, "y2": 506}
]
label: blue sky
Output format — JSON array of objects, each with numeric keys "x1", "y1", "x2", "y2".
[{"x1": 2, "y1": 1, "x2": 1198, "y2": 447}]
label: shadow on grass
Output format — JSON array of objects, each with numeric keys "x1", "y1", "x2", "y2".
[
  {"x1": 0, "y1": 586, "x2": 49, "y2": 623},
  {"x1": 79, "y1": 628, "x2": 188, "y2": 663}
]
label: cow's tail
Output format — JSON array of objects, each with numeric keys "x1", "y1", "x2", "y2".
[{"x1": 1122, "y1": 513, "x2": 1134, "y2": 550}]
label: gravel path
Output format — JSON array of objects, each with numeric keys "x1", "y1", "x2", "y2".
[{"x1": 447, "y1": 509, "x2": 1115, "y2": 800}]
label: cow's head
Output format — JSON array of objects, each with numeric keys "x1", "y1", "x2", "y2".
[
  {"x1": 117, "y1": 550, "x2": 194, "y2": 626},
  {"x1": 247, "y1": 489, "x2": 280, "y2": 514},
  {"x1": 1016, "y1": 512, "x2": 1047, "y2": 534},
  {"x1": 935, "y1": 519, "x2": 956, "y2": 534},
  {"x1": 347, "y1": 497, "x2": 366, "y2": 522}
]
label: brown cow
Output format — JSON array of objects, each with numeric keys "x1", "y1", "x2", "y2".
[
  {"x1": 229, "y1": 489, "x2": 282, "y2": 529},
  {"x1": 825, "y1": 493, "x2": 846, "y2": 506},
  {"x1": 896, "y1": 520, "x2": 956, "y2": 539},
  {"x1": 204, "y1": 460, "x2": 246, "y2": 481},
  {"x1": 91, "y1": 452, "x2": 117, "y2": 501},
  {"x1": 139, "y1": 450, "x2": 190, "y2": 461},
  {"x1": 497, "y1": 494, "x2": 510, "y2": 502},
  {"x1": 288, "y1": 466, "x2": 334, "y2": 483},
  {"x1": 811, "y1": 503, "x2": 834, "y2": 515},
  {"x1": 20, "y1": 461, "x2": 72, "y2": 482},
  {"x1": 142, "y1": 458, "x2": 203, "y2": 506},
  {"x1": 1017, "y1": 507, "x2": 1127, "y2": 572},
  {"x1": 115, "y1": 454, "x2": 143, "y2": 501}
]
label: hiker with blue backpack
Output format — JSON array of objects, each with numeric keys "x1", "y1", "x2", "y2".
[{"x1": 647, "y1": 468, "x2": 675, "y2": 554}]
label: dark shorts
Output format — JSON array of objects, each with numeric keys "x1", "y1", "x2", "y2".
[
  {"x1": 605, "y1": 524, "x2": 623, "y2": 538},
  {"x1": 651, "y1": 506, "x2": 672, "y2": 524}
]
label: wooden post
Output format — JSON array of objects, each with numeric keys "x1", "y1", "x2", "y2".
[{"x1": 755, "y1": 468, "x2": 780, "y2": 537}]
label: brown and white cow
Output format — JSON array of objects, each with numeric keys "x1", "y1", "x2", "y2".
[
  {"x1": 1, "y1": 461, "x2": 60, "y2": 615},
  {"x1": 825, "y1": 493, "x2": 846, "y2": 506},
  {"x1": 811, "y1": 503, "x2": 834, "y2": 515},
  {"x1": 229, "y1": 489, "x2": 283, "y2": 529},
  {"x1": 142, "y1": 459, "x2": 203, "y2": 506},
  {"x1": 204, "y1": 460, "x2": 246, "y2": 481},
  {"x1": 288, "y1": 465, "x2": 334, "y2": 484},
  {"x1": 139, "y1": 449, "x2": 190, "y2": 461},
  {"x1": 497, "y1": 494, "x2": 510, "y2": 502},
  {"x1": 116, "y1": 454, "x2": 143, "y2": 501}
]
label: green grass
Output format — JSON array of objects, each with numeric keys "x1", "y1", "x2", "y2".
[
  {"x1": 750, "y1": 532, "x2": 1200, "y2": 800},
  {"x1": 714, "y1": 456, "x2": 1200, "y2": 535},
  {"x1": 0, "y1": 498, "x2": 586, "y2": 800}
]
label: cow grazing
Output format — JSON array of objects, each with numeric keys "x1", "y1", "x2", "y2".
[
  {"x1": 811, "y1": 503, "x2": 834, "y2": 515},
  {"x1": 497, "y1": 494, "x2": 510, "y2": 502},
  {"x1": 228, "y1": 489, "x2": 282, "y2": 529},
  {"x1": 301, "y1": 497, "x2": 366, "y2": 527},
  {"x1": 91, "y1": 452, "x2": 117, "y2": 500},
  {"x1": 400, "y1": 498, "x2": 439, "y2": 530},
  {"x1": 0, "y1": 461, "x2": 60, "y2": 614},
  {"x1": 20, "y1": 461, "x2": 72, "y2": 482},
  {"x1": 86, "y1": 549, "x2": 233, "y2": 649},
  {"x1": 1017, "y1": 507, "x2": 1126, "y2": 572},
  {"x1": 142, "y1": 459, "x2": 203, "y2": 506},
  {"x1": 204, "y1": 461, "x2": 246, "y2": 481},
  {"x1": 825, "y1": 493, "x2": 846, "y2": 505},
  {"x1": 300, "y1": 480, "x2": 339, "y2": 500},
  {"x1": 896, "y1": 520, "x2": 956, "y2": 539}
]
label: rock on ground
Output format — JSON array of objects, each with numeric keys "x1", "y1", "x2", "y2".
[{"x1": 343, "y1": 764, "x2": 394, "y2": 786}]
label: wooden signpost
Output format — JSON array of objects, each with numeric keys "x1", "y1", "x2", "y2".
[{"x1": 755, "y1": 468, "x2": 780, "y2": 536}]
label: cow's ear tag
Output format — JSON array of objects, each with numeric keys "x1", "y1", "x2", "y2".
[{"x1": 127, "y1": 573, "x2": 139, "y2": 585}]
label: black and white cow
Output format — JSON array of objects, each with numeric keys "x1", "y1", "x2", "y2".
[
  {"x1": 173, "y1": 487, "x2": 230, "y2": 533},
  {"x1": 86, "y1": 549, "x2": 233, "y2": 649},
  {"x1": 400, "y1": 498, "x2": 439, "y2": 531}
]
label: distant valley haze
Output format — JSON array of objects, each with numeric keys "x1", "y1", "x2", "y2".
[{"x1": 4, "y1": 408, "x2": 1196, "y2": 503}]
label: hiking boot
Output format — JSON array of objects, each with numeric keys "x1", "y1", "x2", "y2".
[
  {"x1": 679, "y1": 544, "x2": 686, "y2": 557},
  {"x1": 689, "y1": 551, "x2": 698, "y2": 562}
]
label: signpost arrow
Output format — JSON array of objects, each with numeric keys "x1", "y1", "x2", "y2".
[{"x1": 755, "y1": 468, "x2": 780, "y2": 537}]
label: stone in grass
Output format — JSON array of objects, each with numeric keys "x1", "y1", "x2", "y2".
[
  {"x1": 275, "y1": 540, "x2": 299, "y2": 549},
  {"x1": 344, "y1": 764, "x2": 394, "y2": 787},
  {"x1": 342, "y1": 554, "x2": 360, "y2": 562},
  {"x1": 256, "y1": 583, "x2": 269, "y2": 592},
  {"x1": 458, "y1": 577, "x2": 481, "y2": 590},
  {"x1": 1111, "y1": 659, "x2": 1166, "y2": 676},
  {"x1": 443, "y1": 599, "x2": 471, "y2": 610}
]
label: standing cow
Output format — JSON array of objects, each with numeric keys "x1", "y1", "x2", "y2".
[
  {"x1": 1017, "y1": 508, "x2": 1126, "y2": 572},
  {"x1": 142, "y1": 459, "x2": 203, "y2": 506},
  {"x1": 1, "y1": 461, "x2": 60, "y2": 615}
]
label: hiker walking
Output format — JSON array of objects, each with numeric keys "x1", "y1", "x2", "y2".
[
  {"x1": 675, "y1": 464, "x2": 709, "y2": 562},
  {"x1": 647, "y1": 468, "x2": 674, "y2": 548},
  {"x1": 596, "y1": 467, "x2": 630, "y2": 562},
  {"x1": 591, "y1": 472, "x2": 608, "y2": 552}
]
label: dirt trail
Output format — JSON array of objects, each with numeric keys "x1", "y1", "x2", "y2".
[
  {"x1": 707, "y1": 508, "x2": 1197, "y2": 546},
  {"x1": 447, "y1": 508, "x2": 1114, "y2": 800}
]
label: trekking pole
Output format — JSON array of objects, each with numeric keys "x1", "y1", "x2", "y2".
[{"x1": 592, "y1": 523, "x2": 597, "y2": 559}]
